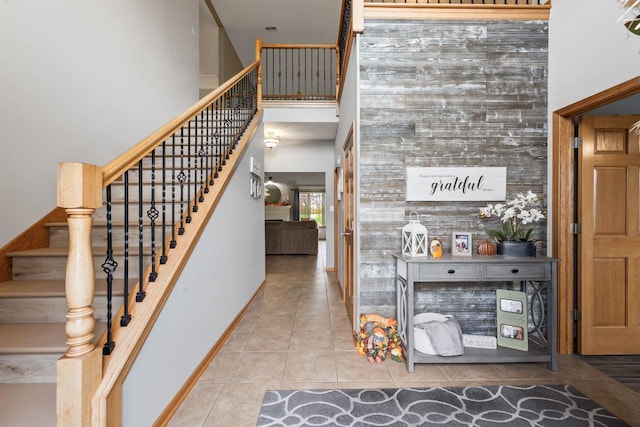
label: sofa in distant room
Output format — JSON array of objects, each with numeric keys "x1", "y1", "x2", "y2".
[{"x1": 265, "y1": 220, "x2": 318, "y2": 255}]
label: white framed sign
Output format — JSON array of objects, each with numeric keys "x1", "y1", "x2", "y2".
[{"x1": 406, "y1": 167, "x2": 506, "y2": 201}]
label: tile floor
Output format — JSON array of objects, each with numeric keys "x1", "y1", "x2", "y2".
[{"x1": 167, "y1": 245, "x2": 640, "y2": 426}]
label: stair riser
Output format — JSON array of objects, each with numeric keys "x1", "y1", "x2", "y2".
[
  {"x1": 117, "y1": 167, "x2": 209, "y2": 183},
  {"x1": 142, "y1": 154, "x2": 226, "y2": 170},
  {"x1": 93, "y1": 201, "x2": 198, "y2": 223},
  {"x1": 49, "y1": 225, "x2": 171, "y2": 248},
  {"x1": 106, "y1": 183, "x2": 209, "y2": 203},
  {"x1": 111, "y1": 152, "x2": 223, "y2": 173},
  {"x1": 12, "y1": 255, "x2": 150, "y2": 281},
  {"x1": 0, "y1": 296, "x2": 125, "y2": 323},
  {"x1": 0, "y1": 354, "x2": 59, "y2": 383}
]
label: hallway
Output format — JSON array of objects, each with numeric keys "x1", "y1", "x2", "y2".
[{"x1": 168, "y1": 244, "x2": 640, "y2": 426}]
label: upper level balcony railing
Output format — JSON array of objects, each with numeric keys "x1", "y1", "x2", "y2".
[
  {"x1": 363, "y1": 0, "x2": 547, "y2": 4},
  {"x1": 259, "y1": 42, "x2": 338, "y2": 102}
]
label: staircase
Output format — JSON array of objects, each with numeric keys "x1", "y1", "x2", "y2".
[
  {"x1": 0, "y1": 160, "x2": 171, "y2": 425},
  {"x1": 0, "y1": 61, "x2": 259, "y2": 425}
]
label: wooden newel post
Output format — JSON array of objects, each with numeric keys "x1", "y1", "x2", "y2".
[{"x1": 57, "y1": 162, "x2": 103, "y2": 427}]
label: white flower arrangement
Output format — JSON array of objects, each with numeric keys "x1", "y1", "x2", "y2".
[{"x1": 479, "y1": 190, "x2": 545, "y2": 242}]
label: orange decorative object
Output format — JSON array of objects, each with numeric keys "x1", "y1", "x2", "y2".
[
  {"x1": 477, "y1": 240, "x2": 496, "y2": 256},
  {"x1": 360, "y1": 313, "x2": 397, "y2": 329},
  {"x1": 430, "y1": 238, "x2": 443, "y2": 258}
]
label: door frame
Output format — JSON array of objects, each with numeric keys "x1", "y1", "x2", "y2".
[
  {"x1": 552, "y1": 76, "x2": 640, "y2": 354},
  {"x1": 341, "y1": 125, "x2": 356, "y2": 327}
]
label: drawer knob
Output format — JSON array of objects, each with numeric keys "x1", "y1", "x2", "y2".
[
  {"x1": 511, "y1": 269, "x2": 519, "y2": 274},
  {"x1": 447, "y1": 269, "x2": 455, "y2": 274}
]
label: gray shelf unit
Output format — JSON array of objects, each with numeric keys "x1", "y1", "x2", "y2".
[{"x1": 393, "y1": 252, "x2": 559, "y2": 373}]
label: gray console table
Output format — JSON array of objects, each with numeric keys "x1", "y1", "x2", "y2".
[{"x1": 393, "y1": 252, "x2": 558, "y2": 372}]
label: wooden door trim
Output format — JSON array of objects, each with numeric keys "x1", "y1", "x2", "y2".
[
  {"x1": 334, "y1": 166, "x2": 340, "y2": 274},
  {"x1": 552, "y1": 75, "x2": 640, "y2": 354}
]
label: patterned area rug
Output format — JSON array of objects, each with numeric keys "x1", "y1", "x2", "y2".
[{"x1": 257, "y1": 384, "x2": 628, "y2": 426}]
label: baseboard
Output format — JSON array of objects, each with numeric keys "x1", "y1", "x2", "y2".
[{"x1": 153, "y1": 279, "x2": 268, "y2": 426}]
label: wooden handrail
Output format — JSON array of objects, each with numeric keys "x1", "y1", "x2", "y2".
[
  {"x1": 261, "y1": 43, "x2": 337, "y2": 49},
  {"x1": 102, "y1": 61, "x2": 259, "y2": 188}
]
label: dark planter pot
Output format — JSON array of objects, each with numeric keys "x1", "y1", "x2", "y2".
[{"x1": 496, "y1": 241, "x2": 536, "y2": 257}]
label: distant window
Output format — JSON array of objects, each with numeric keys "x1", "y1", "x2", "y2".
[{"x1": 299, "y1": 191, "x2": 325, "y2": 226}]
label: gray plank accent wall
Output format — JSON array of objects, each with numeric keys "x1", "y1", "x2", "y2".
[{"x1": 358, "y1": 19, "x2": 549, "y2": 323}]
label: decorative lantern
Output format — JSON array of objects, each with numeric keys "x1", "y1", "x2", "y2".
[{"x1": 402, "y1": 212, "x2": 428, "y2": 257}]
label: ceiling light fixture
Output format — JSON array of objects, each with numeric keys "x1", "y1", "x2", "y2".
[{"x1": 264, "y1": 132, "x2": 279, "y2": 149}]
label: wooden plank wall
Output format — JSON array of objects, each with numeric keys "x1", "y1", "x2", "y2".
[{"x1": 358, "y1": 19, "x2": 549, "y2": 331}]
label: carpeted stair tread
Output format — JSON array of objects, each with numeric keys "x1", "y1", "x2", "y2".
[
  {"x1": 0, "y1": 323, "x2": 69, "y2": 353},
  {"x1": 0, "y1": 323, "x2": 107, "y2": 354},
  {"x1": 46, "y1": 221, "x2": 167, "y2": 227},
  {"x1": 7, "y1": 246, "x2": 150, "y2": 257},
  {"x1": 0, "y1": 279, "x2": 128, "y2": 298}
]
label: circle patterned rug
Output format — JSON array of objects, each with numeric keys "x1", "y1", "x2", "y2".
[{"x1": 258, "y1": 384, "x2": 628, "y2": 426}]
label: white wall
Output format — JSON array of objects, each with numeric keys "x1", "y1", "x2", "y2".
[
  {"x1": 199, "y1": 0, "x2": 220, "y2": 95},
  {"x1": 547, "y1": 0, "x2": 640, "y2": 249},
  {"x1": 548, "y1": 0, "x2": 640, "y2": 111},
  {"x1": 122, "y1": 130, "x2": 265, "y2": 425},
  {"x1": 0, "y1": 0, "x2": 200, "y2": 246}
]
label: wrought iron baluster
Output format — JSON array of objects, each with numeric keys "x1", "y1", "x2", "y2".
[
  {"x1": 147, "y1": 149, "x2": 159, "y2": 282},
  {"x1": 186, "y1": 121, "x2": 193, "y2": 222},
  {"x1": 223, "y1": 93, "x2": 230, "y2": 165},
  {"x1": 242, "y1": 75, "x2": 249, "y2": 131},
  {"x1": 160, "y1": 141, "x2": 168, "y2": 264},
  {"x1": 207, "y1": 104, "x2": 214, "y2": 188},
  {"x1": 121, "y1": 171, "x2": 131, "y2": 326},
  {"x1": 198, "y1": 111, "x2": 206, "y2": 203},
  {"x1": 276, "y1": 49, "x2": 280, "y2": 98},
  {"x1": 136, "y1": 158, "x2": 145, "y2": 303},
  {"x1": 316, "y1": 48, "x2": 320, "y2": 97},
  {"x1": 215, "y1": 97, "x2": 221, "y2": 177},
  {"x1": 178, "y1": 128, "x2": 186, "y2": 234},
  {"x1": 232, "y1": 85, "x2": 240, "y2": 149},
  {"x1": 305, "y1": 47, "x2": 308, "y2": 98},
  {"x1": 297, "y1": 48, "x2": 301, "y2": 97},
  {"x1": 192, "y1": 116, "x2": 199, "y2": 213},
  {"x1": 171, "y1": 134, "x2": 178, "y2": 246},
  {"x1": 102, "y1": 185, "x2": 117, "y2": 355}
]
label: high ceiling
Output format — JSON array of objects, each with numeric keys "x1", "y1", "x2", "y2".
[
  {"x1": 210, "y1": 0, "x2": 343, "y2": 67},
  {"x1": 207, "y1": 0, "x2": 343, "y2": 148}
]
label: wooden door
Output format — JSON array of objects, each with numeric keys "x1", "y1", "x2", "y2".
[
  {"x1": 342, "y1": 131, "x2": 356, "y2": 326},
  {"x1": 578, "y1": 115, "x2": 640, "y2": 354}
]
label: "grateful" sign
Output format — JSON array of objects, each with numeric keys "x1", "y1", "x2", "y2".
[{"x1": 406, "y1": 167, "x2": 506, "y2": 201}]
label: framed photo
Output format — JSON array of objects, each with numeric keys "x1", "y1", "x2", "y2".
[
  {"x1": 499, "y1": 298, "x2": 523, "y2": 314},
  {"x1": 451, "y1": 232, "x2": 472, "y2": 256},
  {"x1": 496, "y1": 289, "x2": 528, "y2": 352},
  {"x1": 499, "y1": 324, "x2": 525, "y2": 341}
]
